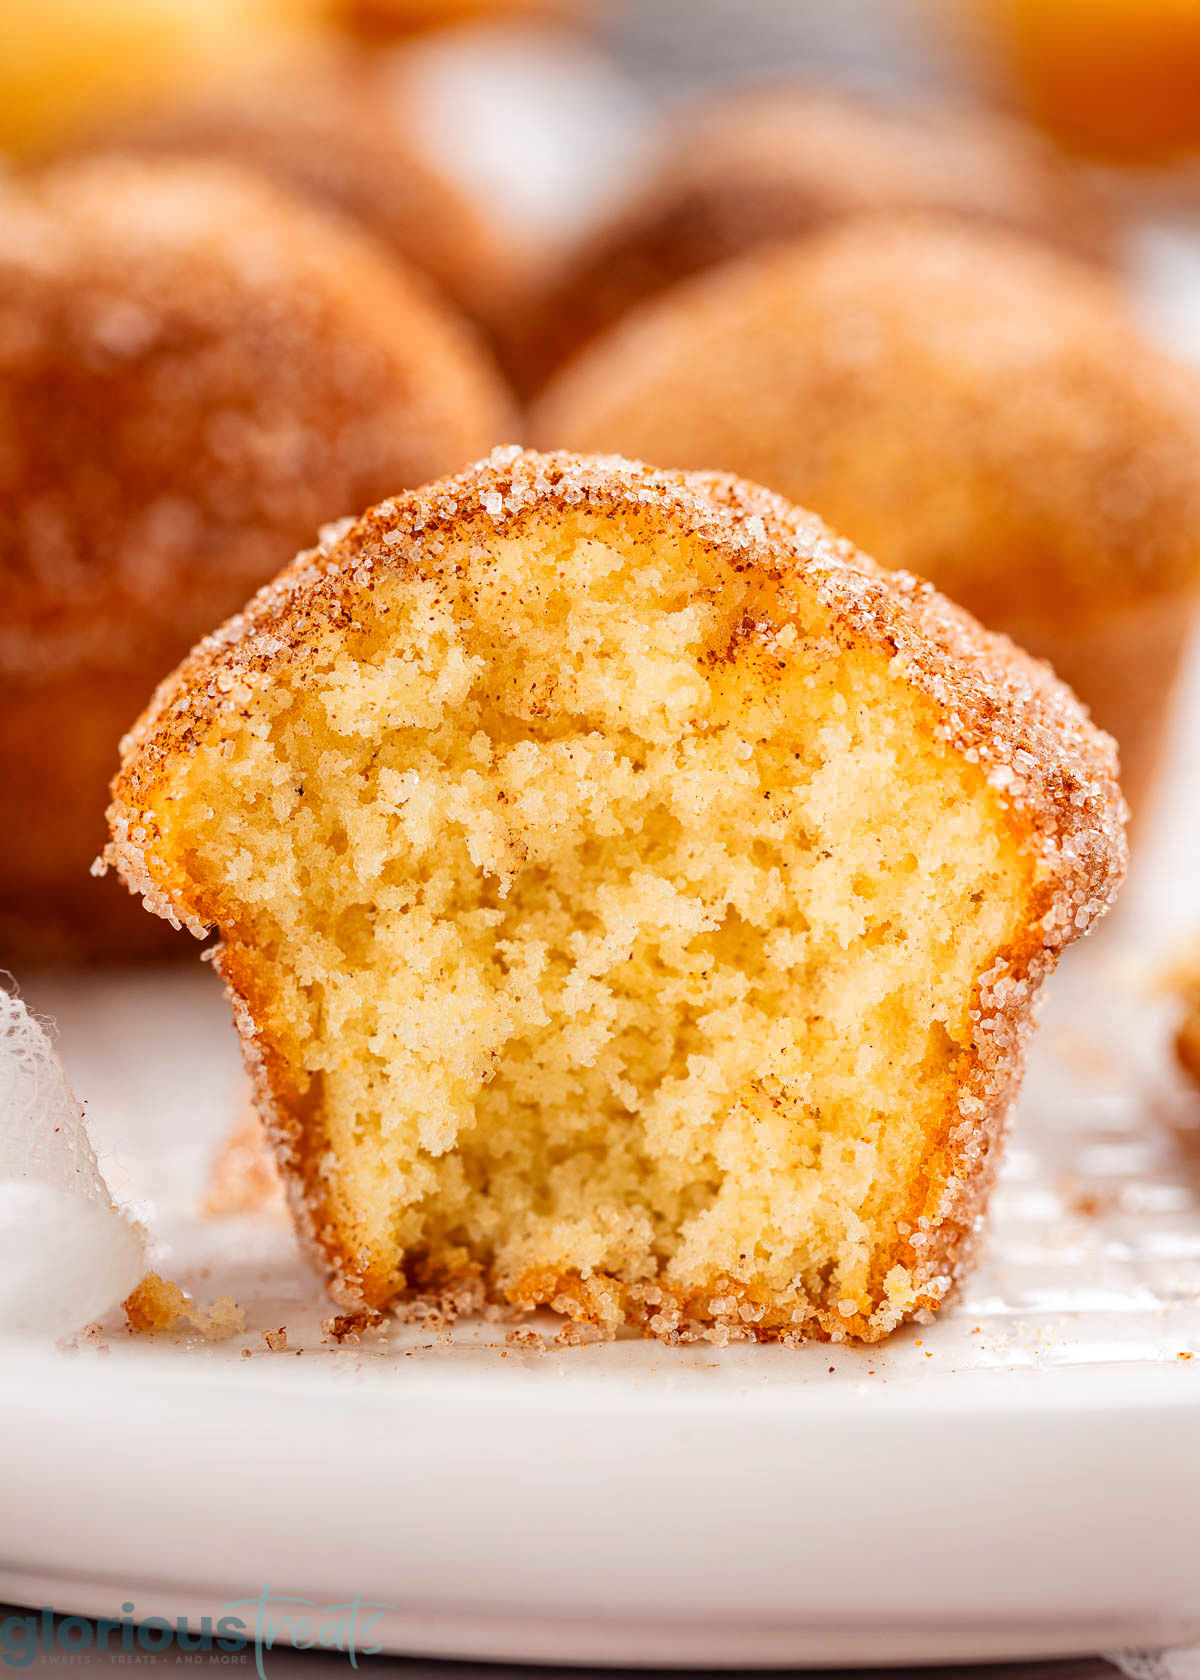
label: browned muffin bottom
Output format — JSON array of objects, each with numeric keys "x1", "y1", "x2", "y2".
[
  {"x1": 0, "y1": 155, "x2": 517, "y2": 961},
  {"x1": 66, "y1": 51, "x2": 521, "y2": 333},
  {"x1": 106, "y1": 449, "x2": 1125, "y2": 1344},
  {"x1": 533, "y1": 218, "x2": 1200, "y2": 814},
  {"x1": 507, "y1": 85, "x2": 1116, "y2": 393}
]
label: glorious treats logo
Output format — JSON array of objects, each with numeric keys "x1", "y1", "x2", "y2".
[{"x1": 0, "y1": 1588, "x2": 392, "y2": 1673}]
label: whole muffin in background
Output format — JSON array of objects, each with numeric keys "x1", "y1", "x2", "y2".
[
  {"x1": 63, "y1": 53, "x2": 521, "y2": 334},
  {"x1": 0, "y1": 155, "x2": 517, "y2": 963},
  {"x1": 508, "y1": 85, "x2": 1117, "y2": 394},
  {"x1": 534, "y1": 218, "x2": 1200, "y2": 814}
]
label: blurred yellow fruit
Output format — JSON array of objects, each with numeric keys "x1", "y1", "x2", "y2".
[
  {"x1": 0, "y1": 0, "x2": 327, "y2": 156},
  {"x1": 990, "y1": 0, "x2": 1200, "y2": 158}
]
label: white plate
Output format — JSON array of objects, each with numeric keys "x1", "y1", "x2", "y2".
[
  {"x1": 2, "y1": 1322, "x2": 1199, "y2": 1668},
  {"x1": 6, "y1": 216, "x2": 1200, "y2": 1678}
]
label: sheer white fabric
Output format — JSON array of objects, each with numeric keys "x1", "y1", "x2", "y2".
[{"x1": 0, "y1": 983, "x2": 143, "y2": 1336}]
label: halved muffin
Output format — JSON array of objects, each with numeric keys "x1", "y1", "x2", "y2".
[{"x1": 105, "y1": 450, "x2": 1126, "y2": 1343}]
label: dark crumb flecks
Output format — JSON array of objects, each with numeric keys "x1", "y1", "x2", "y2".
[
  {"x1": 553, "y1": 1321, "x2": 603, "y2": 1348},
  {"x1": 321, "y1": 1308, "x2": 384, "y2": 1344},
  {"x1": 504, "y1": 1327, "x2": 546, "y2": 1352}
]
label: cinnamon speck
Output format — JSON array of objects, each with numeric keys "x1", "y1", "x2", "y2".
[{"x1": 505, "y1": 1327, "x2": 545, "y2": 1352}]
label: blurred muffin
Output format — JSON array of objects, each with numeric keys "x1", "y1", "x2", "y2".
[
  {"x1": 66, "y1": 53, "x2": 519, "y2": 332},
  {"x1": 0, "y1": 0, "x2": 323, "y2": 157},
  {"x1": 0, "y1": 154, "x2": 516, "y2": 962},
  {"x1": 533, "y1": 218, "x2": 1200, "y2": 811},
  {"x1": 509, "y1": 85, "x2": 1117, "y2": 393}
]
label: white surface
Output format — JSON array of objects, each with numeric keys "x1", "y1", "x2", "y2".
[{"x1": 5, "y1": 220, "x2": 1200, "y2": 1674}]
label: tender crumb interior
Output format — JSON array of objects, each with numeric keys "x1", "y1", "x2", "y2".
[
  {"x1": 161, "y1": 512, "x2": 1033, "y2": 1330},
  {"x1": 124, "y1": 1271, "x2": 245, "y2": 1340}
]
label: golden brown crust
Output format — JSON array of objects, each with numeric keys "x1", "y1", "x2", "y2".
[
  {"x1": 507, "y1": 86, "x2": 1117, "y2": 392},
  {"x1": 106, "y1": 449, "x2": 1127, "y2": 1339},
  {"x1": 66, "y1": 53, "x2": 522, "y2": 330},
  {"x1": 0, "y1": 153, "x2": 516, "y2": 961}
]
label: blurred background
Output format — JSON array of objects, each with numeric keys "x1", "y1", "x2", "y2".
[
  {"x1": 6, "y1": 0, "x2": 1200, "y2": 966},
  {"x1": 6, "y1": 0, "x2": 1200, "y2": 255},
  {"x1": 5, "y1": 11, "x2": 1200, "y2": 1665},
  {"x1": 6, "y1": 0, "x2": 1200, "y2": 148}
]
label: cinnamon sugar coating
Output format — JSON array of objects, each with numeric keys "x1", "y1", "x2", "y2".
[
  {"x1": 0, "y1": 154, "x2": 516, "y2": 960},
  {"x1": 107, "y1": 450, "x2": 1126, "y2": 1343},
  {"x1": 508, "y1": 86, "x2": 1116, "y2": 392}
]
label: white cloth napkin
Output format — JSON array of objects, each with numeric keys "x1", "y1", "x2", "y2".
[{"x1": 0, "y1": 982, "x2": 143, "y2": 1337}]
